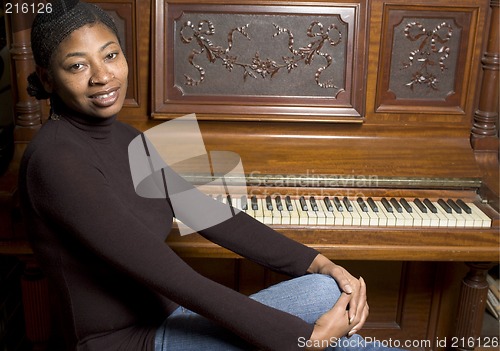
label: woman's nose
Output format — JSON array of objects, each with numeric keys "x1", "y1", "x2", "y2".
[{"x1": 89, "y1": 66, "x2": 114, "y2": 86}]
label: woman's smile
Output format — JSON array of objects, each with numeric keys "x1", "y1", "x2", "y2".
[
  {"x1": 44, "y1": 22, "x2": 128, "y2": 118},
  {"x1": 89, "y1": 86, "x2": 121, "y2": 107}
]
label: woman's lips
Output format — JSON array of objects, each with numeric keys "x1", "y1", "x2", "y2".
[{"x1": 89, "y1": 88, "x2": 120, "y2": 107}]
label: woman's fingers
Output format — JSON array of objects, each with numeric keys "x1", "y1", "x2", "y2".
[
  {"x1": 348, "y1": 302, "x2": 369, "y2": 336},
  {"x1": 347, "y1": 276, "x2": 367, "y2": 326}
]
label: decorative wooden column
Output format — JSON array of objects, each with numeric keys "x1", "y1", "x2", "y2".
[
  {"x1": 460, "y1": 2, "x2": 499, "y2": 350},
  {"x1": 471, "y1": 0, "x2": 500, "y2": 211},
  {"x1": 5, "y1": 2, "x2": 49, "y2": 350},
  {"x1": 471, "y1": 0, "x2": 499, "y2": 143},
  {"x1": 20, "y1": 258, "x2": 51, "y2": 351},
  {"x1": 454, "y1": 262, "x2": 495, "y2": 351},
  {"x1": 5, "y1": 0, "x2": 42, "y2": 141}
]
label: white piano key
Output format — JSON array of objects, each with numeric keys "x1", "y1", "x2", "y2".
[
  {"x1": 392, "y1": 207, "x2": 407, "y2": 226},
  {"x1": 261, "y1": 199, "x2": 274, "y2": 225},
  {"x1": 294, "y1": 199, "x2": 309, "y2": 225},
  {"x1": 400, "y1": 205, "x2": 415, "y2": 226},
  {"x1": 432, "y1": 202, "x2": 451, "y2": 227},
  {"x1": 280, "y1": 206, "x2": 291, "y2": 225},
  {"x1": 376, "y1": 201, "x2": 395, "y2": 226},
  {"x1": 468, "y1": 203, "x2": 492, "y2": 228},
  {"x1": 253, "y1": 199, "x2": 264, "y2": 223},
  {"x1": 271, "y1": 206, "x2": 282, "y2": 225},
  {"x1": 288, "y1": 200, "x2": 300, "y2": 225},
  {"x1": 407, "y1": 202, "x2": 424, "y2": 227},
  {"x1": 311, "y1": 200, "x2": 327, "y2": 225},
  {"x1": 436, "y1": 201, "x2": 458, "y2": 227},
  {"x1": 413, "y1": 201, "x2": 439, "y2": 227},
  {"x1": 460, "y1": 209, "x2": 477, "y2": 228},
  {"x1": 347, "y1": 201, "x2": 362, "y2": 226},
  {"x1": 448, "y1": 206, "x2": 466, "y2": 228},
  {"x1": 331, "y1": 205, "x2": 344, "y2": 226},
  {"x1": 365, "y1": 205, "x2": 380, "y2": 226},
  {"x1": 319, "y1": 200, "x2": 335, "y2": 225},
  {"x1": 340, "y1": 205, "x2": 353, "y2": 226},
  {"x1": 304, "y1": 199, "x2": 318, "y2": 225},
  {"x1": 373, "y1": 201, "x2": 388, "y2": 226},
  {"x1": 353, "y1": 202, "x2": 370, "y2": 226}
]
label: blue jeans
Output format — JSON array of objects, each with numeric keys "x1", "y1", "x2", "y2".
[{"x1": 154, "y1": 274, "x2": 401, "y2": 351}]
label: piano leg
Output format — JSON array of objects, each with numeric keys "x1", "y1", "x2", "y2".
[
  {"x1": 20, "y1": 258, "x2": 51, "y2": 351},
  {"x1": 454, "y1": 262, "x2": 495, "y2": 351}
]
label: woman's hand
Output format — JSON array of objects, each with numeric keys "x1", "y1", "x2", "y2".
[
  {"x1": 306, "y1": 278, "x2": 368, "y2": 350},
  {"x1": 307, "y1": 254, "x2": 369, "y2": 336}
]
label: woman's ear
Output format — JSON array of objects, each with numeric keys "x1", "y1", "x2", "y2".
[{"x1": 36, "y1": 66, "x2": 53, "y2": 94}]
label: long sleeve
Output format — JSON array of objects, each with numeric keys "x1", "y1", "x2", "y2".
[
  {"x1": 129, "y1": 131, "x2": 319, "y2": 277},
  {"x1": 20, "y1": 119, "x2": 317, "y2": 351}
]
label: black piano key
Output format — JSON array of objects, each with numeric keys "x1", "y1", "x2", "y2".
[
  {"x1": 275, "y1": 196, "x2": 283, "y2": 211},
  {"x1": 367, "y1": 197, "x2": 378, "y2": 212},
  {"x1": 309, "y1": 196, "x2": 318, "y2": 211},
  {"x1": 456, "y1": 199, "x2": 472, "y2": 214},
  {"x1": 414, "y1": 198, "x2": 427, "y2": 213},
  {"x1": 400, "y1": 198, "x2": 413, "y2": 213},
  {"x1": 390, "y1": 198, "x2": 403, "y2": 213},
  {"x1": 265, "y1": 195, "x2": 273, "y2": 210},
  {"x1": 437, "y1": 199, "x2": 452, "y2": 214},
  {"x1": 357, "y1": 197, "x2": 368, "y2": 212},
  {"x1": 333, "y1": 197, "x2": 343, "y2": 212},
  {"x1": 323, "y1": 197, "x2": 334, "y2": 211},
  {"x1": 299, "y1": 196, "x2": 308, "y2": 211},
  {"x1": 446, "y1": 199, "x2": 462, "y2": 214},
  {"x1": 423, "y1": 198, "x2": 438, "y2": 213},
  {"x1": 381, "y1": 198, "x2": 393, "y2": 213},
  {"x1": 251, "y1": 195, "x2": 258, "y2": 210},
  {"x1": 285, "y1": 196, "x2": 293, "y2": 211},
  {"x1": 240, "y1": 195, "x2": 248, "y2": 210},
  {"x1": 342, "y1": 197, "x2": 353, "y2": 212}
]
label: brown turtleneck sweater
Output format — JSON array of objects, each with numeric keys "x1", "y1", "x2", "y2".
[{"x1": 19, "y1": 111, "x2": 319, "y2": 351}]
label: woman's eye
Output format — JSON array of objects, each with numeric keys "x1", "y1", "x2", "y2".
[
  {"x1": 105, "y1": 52, "x2": 118, "y2": 60},
  {"x1": 69, "y1": 63, "x2": 84, "y2": 71}
]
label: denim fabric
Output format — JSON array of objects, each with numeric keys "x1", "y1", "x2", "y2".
[{"x1": 154, "y1": 274, "x2": 402, "y2": 351}]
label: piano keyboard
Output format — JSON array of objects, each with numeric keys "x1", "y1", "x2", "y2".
[{"x1": 191, "y1": 195, "x2": 492, "y2": 228}]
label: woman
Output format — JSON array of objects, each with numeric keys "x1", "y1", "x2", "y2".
[{"x1": 20, "y1": 1, "x2": 381, "y2": 350}]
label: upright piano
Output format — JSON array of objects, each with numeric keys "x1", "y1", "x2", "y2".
[{"x1": 1, "y1": 0, "x2": 498, "y2": 350}]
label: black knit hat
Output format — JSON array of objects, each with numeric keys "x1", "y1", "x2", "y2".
[
  {"x1": 31, "y1": 0, "x2": 119, "y2": 69},
  {"x1": 31, "y1": 0, "x2": 118, "y2": 68},
  {"x1": 28, "y1": 0, "x2": 120, "y2": 99}
]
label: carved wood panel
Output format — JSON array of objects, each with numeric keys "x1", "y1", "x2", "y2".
[
  {"x1": 152, "y1": 1, "x2": 368, "y2": 122},
  {"x1": 375, "y1": 5, "x2": 479, "y2": 114}
]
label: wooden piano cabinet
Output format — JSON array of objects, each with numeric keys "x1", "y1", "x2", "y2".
[{"x1": 1, "y1": 0, "x2": 499, "y2": 350}]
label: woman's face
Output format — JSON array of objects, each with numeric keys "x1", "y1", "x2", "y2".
[{"x1": 42, "y1": 23, "x2": 128, "y2": 118}]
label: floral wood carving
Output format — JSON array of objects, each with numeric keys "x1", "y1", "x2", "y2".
[
  {"x1": 179, "y1": 20, "x2": 343, "y2": 89},
  {"x1": 401, "y1": 21, "x2": 453, "y2": 90}
]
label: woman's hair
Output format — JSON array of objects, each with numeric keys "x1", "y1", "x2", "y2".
[{"x1": 27, "y1": 0, "x2": 121, "y2": 100}]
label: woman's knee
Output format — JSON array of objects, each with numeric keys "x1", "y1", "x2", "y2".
[
  {"x1": 300, "y1": 274, "x2": 342, "y2": 302},
  {"x1": 249, "y1": 274, "x2": 342, "y2": 324}
]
